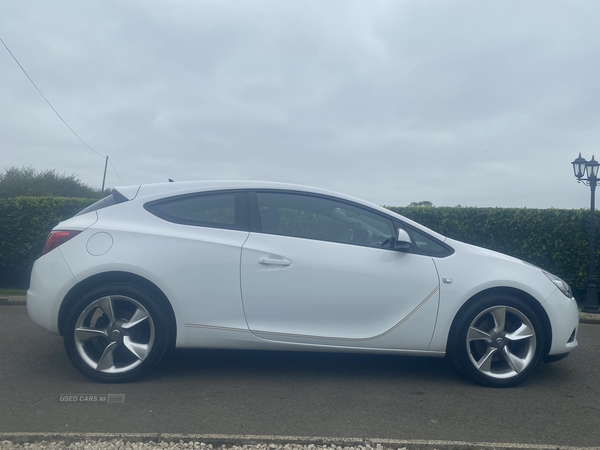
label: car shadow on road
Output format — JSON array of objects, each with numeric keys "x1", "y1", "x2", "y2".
[
  {"x1": 149, "y1": 346, "x2": 579, "y2": 389},
  {"x1": 152, "y1": 347, "x2": 464, "y2": 385}
]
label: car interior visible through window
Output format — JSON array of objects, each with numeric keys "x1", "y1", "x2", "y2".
[{"x1": 255, "y1": 191, "x2": 395, "y2": 248}]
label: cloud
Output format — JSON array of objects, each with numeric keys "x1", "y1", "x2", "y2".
[{"x1": 1, "y1": 0, "x2": 599, "y2": 208}]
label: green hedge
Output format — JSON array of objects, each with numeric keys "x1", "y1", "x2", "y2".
[
  {"x1": 0, "y1": 198, "x2": 597, "y2": 303},
  {"x1": 0, "y1": 197, "x2": 95, "y2": 288},
  {"x1": 387, "y1": 206, "x2": 597, "y2": 298}
]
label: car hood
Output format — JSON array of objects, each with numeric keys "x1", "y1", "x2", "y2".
[
  {"x1": 436, "y1": 237, "x2": 559, "y2": 303},
  {"x1": 445, "y1": 237, "x2": 528, "y2": 266}
]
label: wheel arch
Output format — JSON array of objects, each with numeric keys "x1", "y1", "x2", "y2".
[
  {"x1": 58, "y1": 271, "x2": 177, "y2": 346},
  {"x1": 447, "y1": 286, "x2": 553, "y2": 357}
]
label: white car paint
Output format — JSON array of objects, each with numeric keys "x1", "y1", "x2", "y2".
[
  {"x1": 241, "y1": 232, "x2": 440, "y2": 350},
  {"x1": 27, "y1": 180, "x2": 580, "y2": 385}
]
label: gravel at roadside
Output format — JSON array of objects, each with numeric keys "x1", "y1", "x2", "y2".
[{"x1": 1, "y1": 437, "x2": 598, "y2": 450}]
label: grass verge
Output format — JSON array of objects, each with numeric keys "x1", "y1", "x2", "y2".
[{"x1": 0, "y1": 288, "x2": 27, "y2": 296}]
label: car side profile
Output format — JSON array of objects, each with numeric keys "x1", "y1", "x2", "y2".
[{"x1": 27, "y1": 181, "x2": 579, "y2": 386}]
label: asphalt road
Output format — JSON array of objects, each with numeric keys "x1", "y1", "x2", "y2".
[{"x1": 1, "y1": 305, "x2": 599, "y2": 447}]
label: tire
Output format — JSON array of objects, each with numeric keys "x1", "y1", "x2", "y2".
[
  {"x1": 63, "y1": 283, "x2": 172, "y2": 383},
  {"x1": 448, "y1": 294, "x2": 545, "y2": 387}
]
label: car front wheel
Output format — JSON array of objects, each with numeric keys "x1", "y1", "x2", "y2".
[
  {"x1": 449, "y1": 294, "x2": 545, "y2": 387},
  {"x1": 63, "y1": 283, "x2": 171, "y2": 383}
]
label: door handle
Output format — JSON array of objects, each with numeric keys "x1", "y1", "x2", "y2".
[{"x1": 259, "y1": 258, "x2": 291, "y2": 266}]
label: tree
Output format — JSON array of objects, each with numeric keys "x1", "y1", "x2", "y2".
[
  {"x1": 0, "y1": 166, "x2": 106, "y2": 198},
  {"x1": 408, "y1": 201, "x2": 433, "y2": 207}
]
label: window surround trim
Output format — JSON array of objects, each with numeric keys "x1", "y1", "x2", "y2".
[{"x1": 142, "y1": 187, "x2": 455, "y2": 257}]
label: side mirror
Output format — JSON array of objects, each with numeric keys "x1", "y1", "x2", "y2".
[{"x1": 395, "y1": 228, "x2": 412, "y2": 251}]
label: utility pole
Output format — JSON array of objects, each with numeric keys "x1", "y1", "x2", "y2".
[{"x1": 101, "y1": 156, "x2": 108, "y2": 191}]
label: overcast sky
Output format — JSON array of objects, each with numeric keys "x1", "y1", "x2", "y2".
[{"x1": 1, "y1": 1, "x2": 599, "y2": 208}]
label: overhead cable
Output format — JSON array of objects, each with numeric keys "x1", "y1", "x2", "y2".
[{"x1": 1, "y1": 36, "x2": 126, "y2": 185}]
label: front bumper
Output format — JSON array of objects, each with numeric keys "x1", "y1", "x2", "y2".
[{"x1": 542, "y1": 288, "x2": 579, "y2": 356}]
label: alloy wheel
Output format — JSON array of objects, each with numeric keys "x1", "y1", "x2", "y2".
[
  {"x1": 73, "y1": 295, "x2": 155, "y2": 374},
  {"x1": 466, "y1": 305, "x2": 537, "y2": 379}
]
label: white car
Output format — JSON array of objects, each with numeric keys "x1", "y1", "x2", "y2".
[{"x1": 27, "y1": 181, "x2": 579, "y2": 386}]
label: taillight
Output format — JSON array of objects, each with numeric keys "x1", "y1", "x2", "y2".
[{"x1": 41, "y1": 230, "x2": 81, "y2": 255}]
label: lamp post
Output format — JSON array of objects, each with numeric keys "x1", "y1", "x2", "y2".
[{"x1": 572, "y1": 153, "x2": 600, "y2": 314}]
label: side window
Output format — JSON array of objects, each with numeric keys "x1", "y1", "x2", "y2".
[
  {"x1": 403, "y1": 225, "x2": 453, "y2": 257},
  {"x1": 145, "y1": 192, "x2": 248, "y2": 230},
  {"x1": 255, "y1": 192, "x2": 395, "y2": 248}
]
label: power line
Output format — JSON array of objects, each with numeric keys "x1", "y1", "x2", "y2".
[
  {"x1": 0, "y1": 36, "x2": 126, "y2": 185},
  {"x1": 109, "y1": 158, "x2": 125, "y2": 185},
  {"x1": 1, "y1": 37, "x2": 104, "y2": 158}
]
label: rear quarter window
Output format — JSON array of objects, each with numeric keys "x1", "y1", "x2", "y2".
[{"x1": 145, "y1": 191, "x2": 248, "y2": 231}]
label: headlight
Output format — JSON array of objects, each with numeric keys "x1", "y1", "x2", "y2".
[{"x1": 543, "y1": 271, "x2": 573, "y2": 298}]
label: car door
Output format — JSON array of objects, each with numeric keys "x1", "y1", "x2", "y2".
[
  {"x1": 240, "y1": 191, "x2": 441, "y2": 350},
  {"x1": 143, "y1": 190, "x2": 250, "y2": 334}
]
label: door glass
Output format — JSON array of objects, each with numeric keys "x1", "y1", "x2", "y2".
[
  {"x1": 146, "y1": 192, "x2": 247, "y2": 230},
  {"x1": 256, "y1": 192, "x2": 395, "y2": 248}
]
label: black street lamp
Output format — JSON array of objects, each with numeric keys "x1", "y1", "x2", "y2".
[{"x1": 572, "y1": 153, "x2": 600, "y2": 314}]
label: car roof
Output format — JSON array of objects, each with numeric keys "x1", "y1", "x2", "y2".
[{"x1": 124, "y1": 180, "x2": 366, "y2": 202}]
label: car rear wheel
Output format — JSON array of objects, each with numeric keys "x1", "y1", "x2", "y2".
[
  {"x1": 63, "y1": 283, "x2": 171, "y2": 383},
  {"x1": 449, "y1": 294, "x2": 545, "y2": 387}
]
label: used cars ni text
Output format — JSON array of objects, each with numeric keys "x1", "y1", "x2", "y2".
[{"x1": 27, "y1": 181, "x2": 579, "y2": 386}]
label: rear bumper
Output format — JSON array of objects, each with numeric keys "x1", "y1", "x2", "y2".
[{"x1": 27, "y1": 249, "x2": 77, "y2": 335}]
